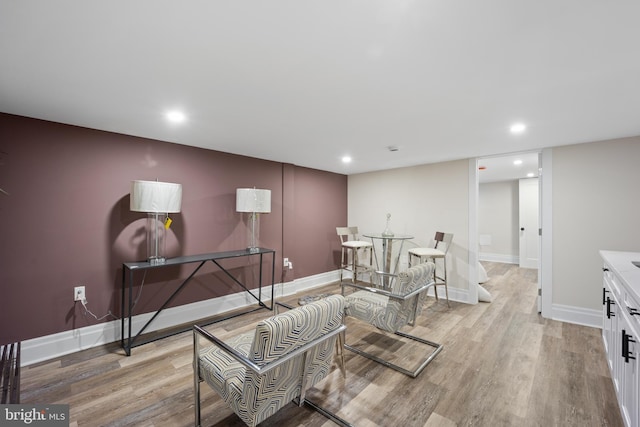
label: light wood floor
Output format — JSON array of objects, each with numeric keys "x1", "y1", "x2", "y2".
[{"x1": 21, "y1": 262, "x2": 623, "y2": 426}]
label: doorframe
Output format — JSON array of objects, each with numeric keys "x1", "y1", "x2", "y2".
[
  {"x1": 468, "y1": 159, "x2": 478, "y2": 305},
  {"x1": 468, "y1": 148, "x2": 552, "y2": 318},
  {"x1": 540, "y1": 148, "x2": 552, "y2": 319}
]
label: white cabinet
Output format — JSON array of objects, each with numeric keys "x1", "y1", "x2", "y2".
[
  {"x1": 619, "y1": 303, "x2": 639, "y2": 427},
  {"x1": 601, "y1": 251, "x2": 640, "y2": 427},
  {"x1": 602, "y1": 268, "x2": 620, "y2": 392}
]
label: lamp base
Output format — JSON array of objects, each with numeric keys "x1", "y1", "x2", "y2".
[
  {"x1": 247, "y1": 247, "x2": 260, "y2": 254},
  {"x1": 147, "y1": 213, "x2": 167, "y2": 265}
]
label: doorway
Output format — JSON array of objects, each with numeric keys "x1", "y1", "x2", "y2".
[
  {"x1": 477, "y1": 152, "x2": 539, "y2": 265},
  {"x1": 471, "y1": 150, "x2": 550, "y2": 316}
]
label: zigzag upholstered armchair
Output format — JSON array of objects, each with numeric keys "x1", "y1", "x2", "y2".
[
  {"x1": 193, "y1": 294, "x2": 350, "y2": 427},
  {"x1": 342, "y1": 262, "x2": 443, "y2": 377}
]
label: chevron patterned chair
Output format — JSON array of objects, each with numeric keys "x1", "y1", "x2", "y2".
[
  {"x1": 193, "y1": 294, "x2": 351, "y2": 427},
  {"x1": 342, "y1": 262, "x2": 443, "y2": 378}
]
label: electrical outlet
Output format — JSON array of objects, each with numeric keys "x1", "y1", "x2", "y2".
[
  {"x1": 283, "y1": 258, "x2": 289, "y2": 268},
  {"x1": 74, "y1": 286, "x2": 86, "y2": 302}
]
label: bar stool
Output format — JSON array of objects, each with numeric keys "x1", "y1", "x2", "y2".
[
  {"x1": 336, "y1": 226, "x2": 372, "y2": 283},
  {"x1": 408, "y1": 232, "x2": 453, "y2": 306}
]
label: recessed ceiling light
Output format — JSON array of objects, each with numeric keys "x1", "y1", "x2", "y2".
[
  {"x1": 527, "y1": 172, "x2": 535, "y2": 178},
  {"x1": 342, "y1": 156, "x2": 352, "y2": 164},
  {"x1": 513, "y1": 159, "x2": 523, "y2": 166},
  {"x1": 166, "y1": 110, "x2": 186, "y2": 123},
  {"x1": 510, "y1": 123, "x2": 526, "y2": 134}
]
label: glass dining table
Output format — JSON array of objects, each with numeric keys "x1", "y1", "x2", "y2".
[{"x1": 362, "y1": 233, "x2": 414, "y2": 283}]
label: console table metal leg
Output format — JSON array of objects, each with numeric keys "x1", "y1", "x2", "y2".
[{"x1": 121, "y1": 249, "x2": 276, "y2": 355}]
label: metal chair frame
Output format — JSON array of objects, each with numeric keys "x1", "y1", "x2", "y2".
[
  {"x1": 341, "y1": 270, "x2": 443, "y2": 378},
  {"x1": 193, "y1": 301, "x2": 353, "y2": 427}
]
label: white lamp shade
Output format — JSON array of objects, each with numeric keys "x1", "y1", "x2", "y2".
[
  {"x1": 130, "y1": 180, "x2": 182, "y2": 213},
  {"x1": 236, "y1": 188, "x2": 271, "y2": 213}
]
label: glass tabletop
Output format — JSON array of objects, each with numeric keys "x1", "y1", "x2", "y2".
[{"x1": 363, "y1": 233, "x2": 414, "y2": 240}]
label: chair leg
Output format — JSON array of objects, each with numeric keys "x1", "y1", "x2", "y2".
[
  {"x1": 194, "y1": 378, "x2": 202, "y2": 427},
  {"x1": 367, "y1": 247, "x2": 373, "y2": 284},
  {"x1": 193, "y1": 332, "x2": 202, "y2": 427},
  {"x1": 431, "y1": 257, "x2": 439, "y2": 301},
  {"x1": 443, "y1": 282, "x2": 450, "y2": 307},
  {"x1": 337, "y1": 330, "x2": 346, "y2": 378},
  {"x1": 294, "y1": 334, "x2": 354, "y2": 427},
  {"x1": 443, "y1": 256, "x2": 450, "y2": 307},
  {"x1": 351, "y1": 248, "x2": 358, "y2": 283},
  {"x1": 297, "y1": 398, "x2": 355, "y2": 427},
  {"x1": 339, "y1": 248, "x2": 345, "y2": 283},
  {"x1": 344, "y1": 329, "x2": 443, "y2": 378}
]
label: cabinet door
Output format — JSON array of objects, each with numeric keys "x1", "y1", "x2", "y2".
[
  {"x1": 611, "y1": 295, "x2": 622, "y2": 398},
  {"x1": 604, "y1": 269, "x2": 621, "y2": 395},
  {"x1": 603, "y1": 270, "x2": 616, "y2": 370},
  {"x1": 619, "y1": 308, "x2": 639, "y2": 427}
]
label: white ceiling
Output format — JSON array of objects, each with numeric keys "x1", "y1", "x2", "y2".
[
  {"x1": 1, "y1": 1, "x2": 639, "y2": 175},
  {"x1": 478, "y1": 152, "x2": 539, "y2": 183}
]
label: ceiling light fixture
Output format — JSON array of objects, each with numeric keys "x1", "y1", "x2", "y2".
[
  {"x1": 342, "y1": 156, "x2": 352, "y2": 164},
  {"x1": 527, "y1": 172, "x2": 535, "y2": 178},
  {"x1": 513, "y1": 159, "x2": 523, "y2": 166},
  {"x1": 510, "y1": 123, "x2": 526, "y2": 134},
  {"x1": 166, "y1": 110, "x2": 186, "y2": 124}
]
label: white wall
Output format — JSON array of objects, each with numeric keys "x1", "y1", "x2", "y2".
[
  {"x1": 478, "y1": 180, "x2": 519, "y2": 263},
  {"x1": 346, "y1": 137, "x2": 640, "y2": 327},
  {"x1": 552, "y1": 137, "x2": 640, "y2": 312},
  {"x1": 348, "y1": 159, "x2": 471, "y2": 300}
]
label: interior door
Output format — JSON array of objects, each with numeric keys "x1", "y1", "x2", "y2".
[{"x1": 519, "y1": 178, "x2": 539, "y2": 269}]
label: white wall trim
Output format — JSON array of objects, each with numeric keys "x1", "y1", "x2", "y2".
[
  {"x1": 426, "y1": 286, "x2": 469, "y2": 304},
  {"x1": 468, "y1": 158, "x2": 479, "y2": 305},
  {"x1": 550, "y1": 304, "x2": 601, "y2": 329},
  {"x1": 22, "y1": 265, "x2": 590, "y2": 367},
  {"x1": 21, "y1": 270, "x2": 341, "y2": 367},
  {"x1": 479, "y1": 252, "x2": 519, "y2": 264},
  {"x1": 540, "y1": 148, "x2": 553, "y2": 319}
]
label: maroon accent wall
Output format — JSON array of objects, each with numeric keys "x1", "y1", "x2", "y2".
[
  {"x1": 282, "y1": 165, "x2": 348, "y2": 278},
  {"x1": 0, "y1": 113, "x2": 347, "y2": 344}
]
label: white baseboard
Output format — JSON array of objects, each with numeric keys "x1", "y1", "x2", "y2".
[
  {"x1": 479, "y1": 252, "x2": 519, "y2": 264},
  {"x1": 425, "y1": 286, "x2": 470, "y2": 304},
  {"x1": 21, "y1": 270, "x2": 342, "y2": 367},
  {"x1": 22, "y1": 269, "x2": 599, "y2": 366},
  {"x1": 550, "y1": 303, "x2": 601, "y2": 329}
]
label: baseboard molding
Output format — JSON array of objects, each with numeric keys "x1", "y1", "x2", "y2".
[
  {"x1": 550, "y1": 303, "x2": 601, "y2": 329},
  {"x1": 22, "y1": 269, "x2": 596, "y2": 366},
  {"x1": 424, "y1": 286, "x2": 470, "y2": 304},
  {"x1": 479, "y1": 253, "x2": 519, "y2": 264},
  {"x1": 21, "y1": 270, "x2": 342, "y2": 367},
  {"x1": 279, "y1": 270, "x2": 341, "y2": 298}
]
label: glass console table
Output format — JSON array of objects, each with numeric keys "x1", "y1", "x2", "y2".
[{"x1": 121, "y1": 248, "x2": 275, "y2": 355}]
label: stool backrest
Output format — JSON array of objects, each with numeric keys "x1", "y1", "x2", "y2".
[
  {"x1": 434, "y1": 232, "x2": 454, "y2": 253},
  {"x1": 336, "y1": 226, "x2": 360, "y2": 244}
]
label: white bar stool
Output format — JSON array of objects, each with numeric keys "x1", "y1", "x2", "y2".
[
  {"x1": 408, "y1": 232, "x2": 453, "y2": 306},
  {"x1": 336, "y1": 226, "x2": 372, "y2": 284}
]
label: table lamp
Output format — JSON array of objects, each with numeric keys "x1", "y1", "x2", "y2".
[
  {"x1": 130, "y1": 180, "x2": 182, "y2": 265},
  {"x1": 236, "y1": 188, "x2": 271, "y2": 253}
]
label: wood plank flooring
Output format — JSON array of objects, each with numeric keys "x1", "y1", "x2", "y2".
[{"x1": 20, "y1": 262, "x2": 623, "y2": 426}]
